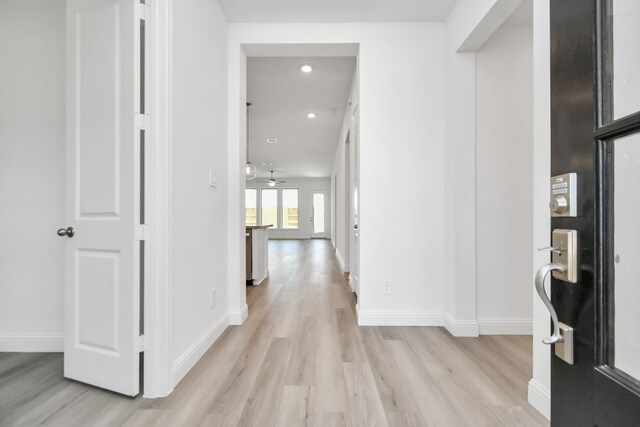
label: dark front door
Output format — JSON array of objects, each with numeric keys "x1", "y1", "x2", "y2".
[{"x1": 549, "y1": 0, "x2": 640, "y2": 425}]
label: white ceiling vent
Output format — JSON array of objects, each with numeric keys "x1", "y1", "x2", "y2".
[{"x1": 266, "y1": 138, "x2": 278, "y2": 144}]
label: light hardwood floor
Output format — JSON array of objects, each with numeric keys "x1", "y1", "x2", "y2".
[{"x1": 0, "y1": 240, "x2": 549, "y2": 427}]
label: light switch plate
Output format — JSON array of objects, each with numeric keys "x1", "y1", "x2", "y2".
[{"x1": 209, "y1": 169, "x2": 217, "y2": 188}]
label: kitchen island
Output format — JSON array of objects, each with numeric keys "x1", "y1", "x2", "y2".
[{"x1": 246, "y1": 225, "x2": 272, "y2": 285}]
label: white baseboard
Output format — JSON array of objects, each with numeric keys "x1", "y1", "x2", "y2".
[
  {"x1": 528, "y1": 378, "x2": 550, "y2": 420},
  {"x1": 357, "y1": 307, "x2": 443, "y2": 326},
  {"x1": 172, "y1": 313, "x2": 229, "y2": 387},
  {"x1": 0, "y1": 333, "x2": 64, "y2": 352},
  {"x1": 478, "y1": 318, "x2": 533, "y2": 335},
  {"x1": 229, "y1": 303, "x2": 248, "y2": 325},
  {"x1": 335, "y1": 249, "x2": 349, "y2": 273},
  {"x1": 444, "y1": 314, "x2": 479, "y2": 337}
]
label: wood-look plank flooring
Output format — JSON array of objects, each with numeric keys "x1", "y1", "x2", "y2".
[{"x1": 0, "y1": 240, "x2": 549, "y2": 427}]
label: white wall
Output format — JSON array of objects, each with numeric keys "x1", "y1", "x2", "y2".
[
  {"x1": 443, "y1": 0, "x2": 530, "y2": 338},
  {"x1": 331, "y1": 69, "x2": 359, "y2": 273},
  {"x1": 443, "y1": 1, "x2": 481, "y2": 336},
  {"x1": 247, "y1": 178, "x2": 331, "y2": 240},
  {"x1": 529, "y1": 0, "x2": 551, "y2": 419},
  {"x1": 475, "y1": 25, "x2": 533, "y2": 333},
  {"x1": 0, "y1": 0, "x2": 65, "y2": 351},
  {"x1": 170, "y1": 0, "x2": 230, "y2": 386},
  {"x1": 228, "y1": 23, "x2": 446, "y2": 326}
]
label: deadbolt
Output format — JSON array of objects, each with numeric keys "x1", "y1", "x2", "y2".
[
  {"x1": 550, "y1": 196, "x2": 568, "y2": 214},
  {"x1": 57, "y1": 227, "x2": 74, "y2": 238},
  {"x1": 550, "y1": 173, "x2": 577, "y2": 217}
]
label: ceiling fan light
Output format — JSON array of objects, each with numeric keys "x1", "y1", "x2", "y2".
[
  {"x1": 268, "y1": 180, "x2": 276, "y2": 187},
  {"x1": 245, "y1": 162, "x2": 257, "y2": 180}
]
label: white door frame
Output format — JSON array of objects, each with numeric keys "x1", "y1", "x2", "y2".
[
  {"x1": 227, "y1": 41, "x2": 360, "y2": 326},
  {"x1": 63, "y1": 0, "x2": 172, "y2": 398},
  {"x1": 138, "y1": 0, "x2": 172, "y2": 398},
  {"x1": 349, "y1": 103, "x2": 360, "y2": 296}
]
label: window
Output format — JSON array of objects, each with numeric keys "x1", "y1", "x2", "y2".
[
  {"x1": 245, "y1": 189, "x2": 257, "y2": 226},
  {"x1": 261, "y1": 189, "x2": 278, "y2": 228},
  {"x1": 281, "y1": 189, "x2": 299, "y2": 229}
]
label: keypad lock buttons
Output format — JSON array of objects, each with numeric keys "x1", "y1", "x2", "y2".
[{"x1": 550, "y1": 173, "x2": 577, "y2": 217}]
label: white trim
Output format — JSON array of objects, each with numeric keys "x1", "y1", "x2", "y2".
[
  {"x1": 226, "y1": 40, "x2": 247, "y2": 332},
  {"x1": 527, "y1": 378, "x2": 551, "y2": 420},
  {"x1": 478, "y1": 318, "x2": 533, "y2": 335},
  {"x1": 348, "y1": 275, "x2": 355, "y2": 293},
  {"x1": 335, "y1": 249, "x2": 349, "y2": 273},
  {"x1": 141, "y1": 0, "x2": 173, "y2": 398},
  {"x1": 443, "y1": 313, "x2": 479, "y2": 337},
  {"x1": 357, "y1": 307, "x2": 444, "y2": 326},
  {"x1": 229, "y1": 303, "x2": 249, "y2": 325},
  {"x1": 0, "y1": 333, "x2": 63, "y2": 352},
  {"x1": 172, "y1": 314, "x2": 229, "y2": 387}
]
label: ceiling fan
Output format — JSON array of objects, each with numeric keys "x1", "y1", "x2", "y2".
[{"x1": 257, "y1": 171, "x2": 287, "y2": 187}]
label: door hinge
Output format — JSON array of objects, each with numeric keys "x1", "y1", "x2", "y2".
[
  {"x1": 134, "y1": 113, "x2": 150, "y2": 130},
  {"x1": 136, "y1": 335, "x2": 145, "y2": 353},
  {"x1": 136, "y1": 2, "x2": 148, "y2": 21},
  {"x1": 135, "y1": 224, "x2": 150, "y2": 241}
]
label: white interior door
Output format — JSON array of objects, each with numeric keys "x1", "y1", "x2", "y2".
[
  {"x1": 312, "y1": 191, "x2": 327, "y2": 238},
  {"x1": 63, "y1": 0, "x2": 142, "y2": 396},
  {"x1": 350, "y1": 110, "x2": 360, "y2": 296}
]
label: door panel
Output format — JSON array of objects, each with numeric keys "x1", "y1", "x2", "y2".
[
  {"x1": 350, "y1": 111, "x2": 359, "y2": 296},
  {"x1": 549, "y1": 1, "x2": 595, "y2": 424},
  {"x1": 65, "y1": 0, "x2": 141, "y2": 396},
  {"x1": 548, "y1": 0, "x2": 640, "y2": 424},
  {"x1": 609, "y1": 134, "x2": 640, "y2": 380},
  {"x1": 549, "y1": 3, "x2": 595, "y2": 424},
  {"x1": 602, "y1": 0, "x2": 640, "y2": 123},
  {"x1": 312, "y1": 191, "x2": 326, "y2": 237}
]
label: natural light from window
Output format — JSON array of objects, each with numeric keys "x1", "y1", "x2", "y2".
[
  {"x1": 261, "y1": 188, "x2": 278, "y2": 228},
  {"x1": 245, "y1": 189, "x2": 257, "y2": 226},
  {"x1": 282, "y1": 189, "x2": 299, "y2": 229}
]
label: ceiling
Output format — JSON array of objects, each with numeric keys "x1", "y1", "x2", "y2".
[
  {"x1": 219, "y1": 0, "x2": 457, "y2": 23},
  {"x1": 247, "y1": 57, "x2": 356, "y2": 179}
]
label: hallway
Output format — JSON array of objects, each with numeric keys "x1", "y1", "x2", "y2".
[{"x1": 0, "y1": 240, "x2": 548, "y2": 426}]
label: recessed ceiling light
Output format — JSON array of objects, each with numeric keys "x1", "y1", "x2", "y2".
[
  {"x1": 266, "y1": 138, "x2": 278, "y2": 144},
  {"x1": 300, "y1": 65, "x2": 313, "y2": 73},
  {"x1": 307, "y1": 113, "x2": 316, "y2": 119}
]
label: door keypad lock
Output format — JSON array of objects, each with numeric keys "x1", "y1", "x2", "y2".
[
  {"x1": 535, "y1": 229, "x2": 579, "y2": 365},
  {"x1": 550, "y1": 173, "x2": 577, "y2": 217}
]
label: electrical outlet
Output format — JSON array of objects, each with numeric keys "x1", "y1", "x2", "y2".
[
  {"x1": 209, "y1": 288, "x2": 216, "y2": 308},
  {"x1": 382, "y1": 280, "x2": 392, "y2": 295}
]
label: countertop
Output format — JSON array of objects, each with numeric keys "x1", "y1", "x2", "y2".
[{"x1": 246, "y1": 225, "x2": 273, "y2": 230}]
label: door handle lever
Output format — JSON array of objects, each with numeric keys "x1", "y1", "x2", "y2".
[
  {"x1": 57, "y1": 227, "x2": 75, "y2": 238},
  {"x1": 538, "y1": 246, "x2": 563, "y2": 255},
  {"x1": 535, "y1": 262, "x2": 565, "y2": 344}
]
